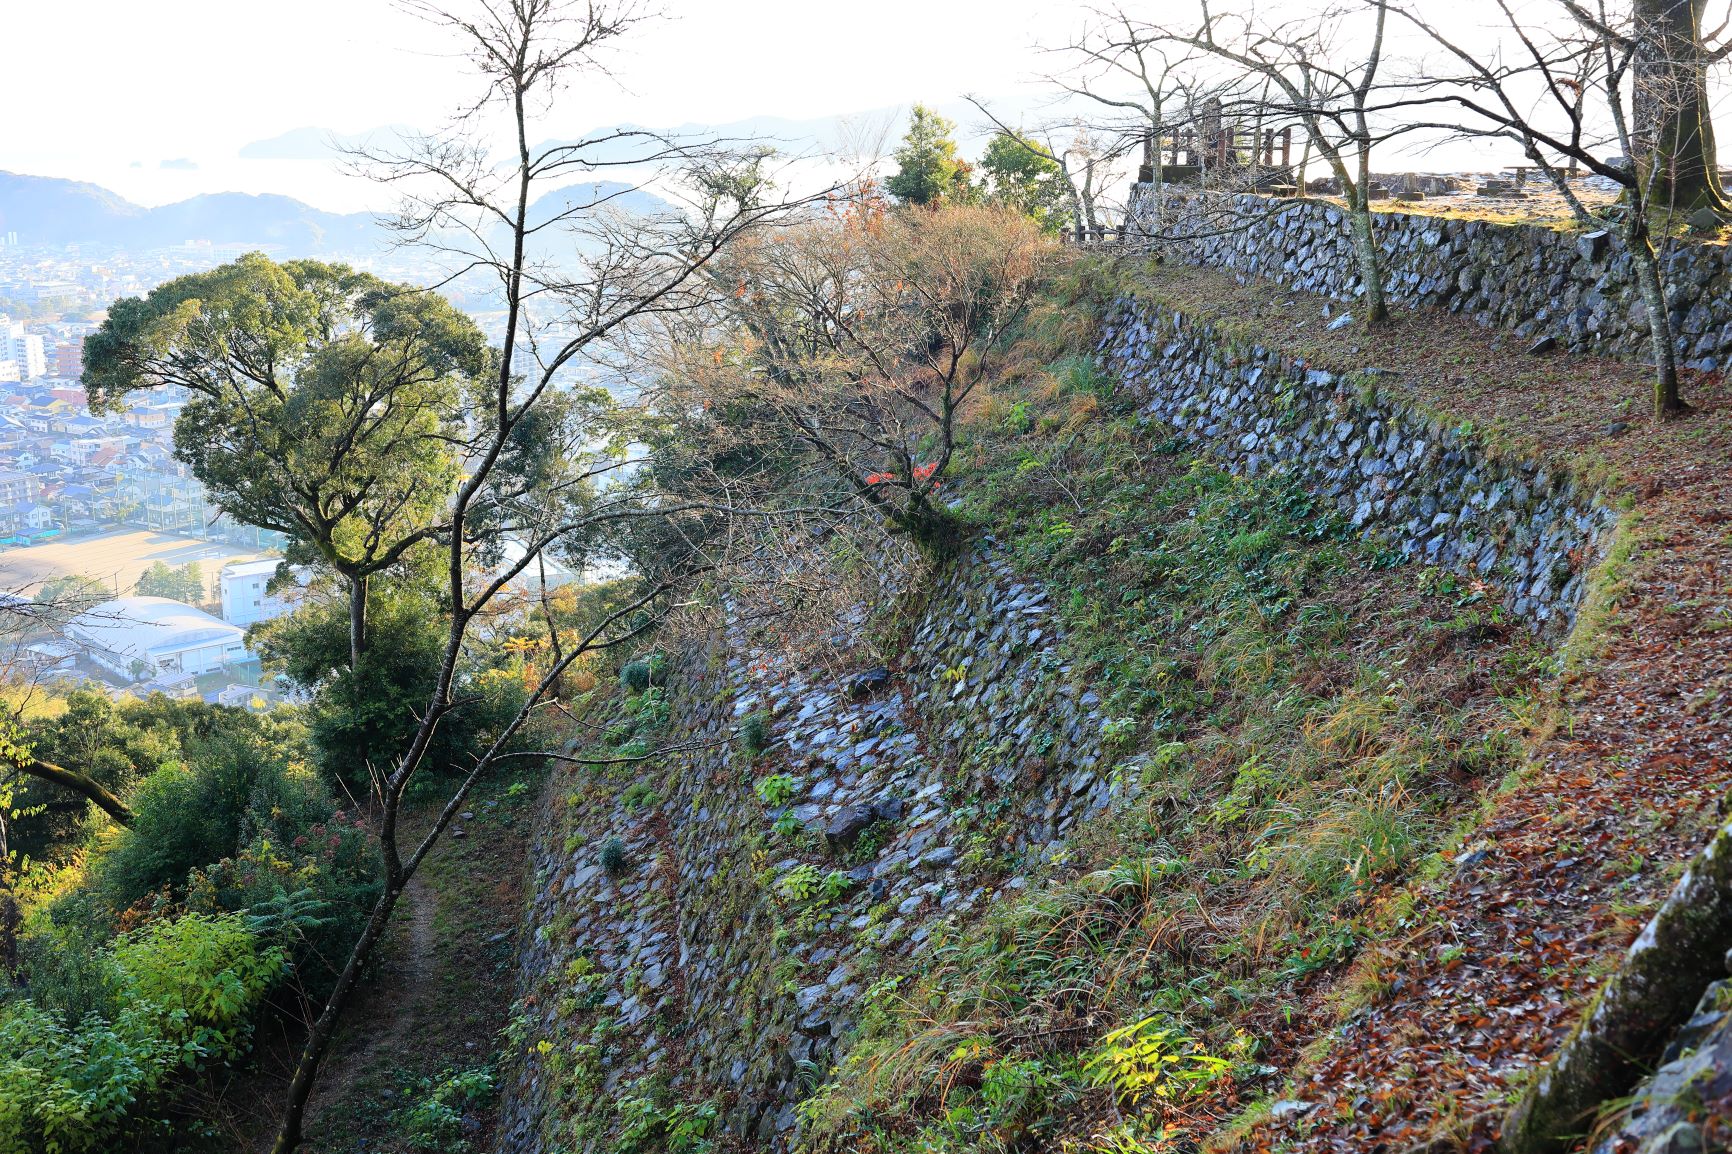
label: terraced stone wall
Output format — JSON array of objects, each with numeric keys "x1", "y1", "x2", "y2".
[
  {"x1": 1128, "y1": 188, "x2": 1732, "y2": 370},
  {"x1": 495, "y1": 548, "x2": 1138, "y2": 1152},
  {"x1": 1098, "y1": 296, "x2": 1615, "y2": 632}
]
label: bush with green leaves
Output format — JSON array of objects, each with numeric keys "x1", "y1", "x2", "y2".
[
  {"x1": 621, "y1": 781, "x2": 659, "y2": 811},
  {"x1": 397, "y1": 1065, "x2": 495, "y2": 1153},
  {"x1": 776, "y1": 864, "x2": 822, "y2": 904},
  {"x1": 0, "y1": 912, "x2": 285, "y2": 1154},
  {"x1": 615, "y1": 1092, "x2": 719, "y2": 1154},
  {"x1": 600, "y1": 836, "x2": 629, "y2": 876},
  {"x1": 1081, "y1": 1017, "x2": 1229, "y2": 1107},
  {"x1": 739, "y1": 710, "x2": 771, "y2": 755},
  {"x1": 618, "y1": 652, "x2": 667, "y2": 693},
  {"x1": 16, "y1": 696, "x2": 381, "y2": 1020},
  {"x1": 184, "y1": 807, "x2": 381, "y2": 999},
  {"x1": 754, "y1": 773, "x2": 798, "y2": 807},
  {"x1": 92, "y1": 716, "x2": 316, "y2": 911}
]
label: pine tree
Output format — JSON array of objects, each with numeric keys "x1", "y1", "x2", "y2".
[{"x1": 886, "y1": 104, "x2": 974, "y2": 206}]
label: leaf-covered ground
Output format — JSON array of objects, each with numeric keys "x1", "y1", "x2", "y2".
[
  {"x1": 1129, "y1": 264, "x2": 1732, "y2": 1152},
  {"x1": 783, "y1": 257, "x2": 1732, "y2": 1154}
]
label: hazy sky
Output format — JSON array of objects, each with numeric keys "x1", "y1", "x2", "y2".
[
  {"x1": 19, "y1": 1, "x2": 1728, "y2": 211},
  {"x1": 14, "y1": 0, "x2": 1073, "y2": 209}
]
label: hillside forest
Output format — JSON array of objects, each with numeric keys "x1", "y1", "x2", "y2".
[{"x1": 5, "y1": 3, "x2": 1732, "y2": 1154}]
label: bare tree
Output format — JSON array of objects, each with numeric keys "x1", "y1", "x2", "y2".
[
  {"x1": 262, "y1": 3, "x2": 808, "y2": 1149},
  {"x1": 651, "y1": 200, "x2": 1048, "y2": 561},
  {"x1": 1389, "y1": 0, "x2": 1695, "y2": 418},
  {"x1": 1103, "y1": 0, "x2": 1402, "y2": 323},
  {"x1": 1039, "y1": 6, "x2": 1217, "y2": 231}
]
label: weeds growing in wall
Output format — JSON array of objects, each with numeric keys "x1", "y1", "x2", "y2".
[{"x1": 791, "y1": 274, "x2": 1555, "y2": 1152}]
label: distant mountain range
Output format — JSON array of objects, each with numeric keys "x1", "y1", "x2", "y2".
[
  {"x1": 0, "y1": 171, "x2": 672, "y2": 257},
  {"x1": 0, "y1": 171, "x2": 378, "y2": 252}
]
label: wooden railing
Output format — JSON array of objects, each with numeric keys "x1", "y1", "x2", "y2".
[{"x1": 1138, "y1": 125, "x2": 1295, "y2": 179}]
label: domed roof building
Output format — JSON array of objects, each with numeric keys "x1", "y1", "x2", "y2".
[{"x1": 66, "y1": 595, "x2": 252, "y2": 682}]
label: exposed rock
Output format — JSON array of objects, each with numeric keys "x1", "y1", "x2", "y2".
[
  {"x1": 1687, "y1": 207, "x2": 1725, "y2": 235},
  {"x1": 917, "y1": 846, "x2": 958, "y2": 872},
  {"x1": 824, "y1": 805, "x2": 877, "y2": 850},
  {"x1": 872, "y1": 796, "x2": 906, "y2": 824},
  {"x1": 847, "y1": 665, "x2": 892, "y2": 697}
]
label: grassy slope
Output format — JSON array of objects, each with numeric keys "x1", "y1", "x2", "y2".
[
  {"x1": 789, "y1": 254, "x2": 1732, "y2": 1154},
  {"x1": 791, "y1": 263, "x2": 1556, "y2": 1153},
  {"x1": 1121, "y1": 266, "x2": 1732, "y2": 1153}
]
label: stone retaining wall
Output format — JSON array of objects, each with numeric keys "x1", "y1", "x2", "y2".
[
  {"x1": 496, "y1": 293, "x2": 1616, "y2": 1151},
  {"x1": 1098, "y1": 296, "x2": 1615, "y2": 632},
  {"x1": 495, "y1": 547, "x2": 1129, "y2": 1152},
  {"x1": 1129, "y1": 188, "x2": 1732, "y2": 370}
]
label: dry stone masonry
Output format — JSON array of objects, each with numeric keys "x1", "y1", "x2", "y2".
[
  {"x1": 497, "y1": 285, "x2": 1620, "y2": 1151},
  {"x1": 1130, "y1": 188, "x2": 1732, "y2": 370},
  {"x1": 497, "y1": 547, "x2": 1133, "y2": 1152},
  {"x1": 1098, "y1": 297, "x2": 1616, "y2": 632}
]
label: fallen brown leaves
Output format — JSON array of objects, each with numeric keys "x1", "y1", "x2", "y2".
[{"x1": 1141, "y1": 266, "x2": 1732, "y2": 1154}]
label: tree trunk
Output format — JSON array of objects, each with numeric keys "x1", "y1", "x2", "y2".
[
  {"x1": 1502, "y1": 813, "x2": 1732, "y2": 1153},
  {"x1": 270, "y1": 872, "x2": 406, "y2": 1154},
  {"x1": 1151, "y1": 110, "x2": 1167, "y2": 234},
  {"x1": 19, "y1": 757, "x2": 132, "y2": 825},
  {"x1": 1626, "y1": 224, "x2": 1687, "y2": 417},
  {"x1": 348, "y1": 573, "x2": 368, "y2": 670},
  {"x1": 1634, "y1": 0, "x2": 1729, "y2": 214},
  {"x1": 1348, "y1": 195, "x2": 1390, "y2": 324}
]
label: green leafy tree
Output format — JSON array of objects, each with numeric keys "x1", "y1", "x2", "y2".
[
  {"x1": 33, "y1": 574, "x2": 106, "y2": 606},
  {"x1": 133, "y1": 561, "x2": 203, "y2": 603},
  {"x1": 253, "y1": 578, "x2": 450, "y2": 783},
  {"x1": 83, "y1": 255, "x2": 487, "y2": 669},
  {"x1": 886, "y1": 104, "x2": 975, "y2": 206},
  {"x1": 978, "y1": 132, "x2": 1071, "y2": 233}
]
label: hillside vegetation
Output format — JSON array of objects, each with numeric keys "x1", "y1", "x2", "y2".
[
  {"x1": 720, "y1": 264, "x2": 1550, "y2": 1151},
  {"x1": 495, "y1": 226, "x2": 1732, "y2": 1154}
]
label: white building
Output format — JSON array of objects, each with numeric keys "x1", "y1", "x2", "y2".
[
  {"x1": 67, "y1": 596, "x2": 253, "y2": 682},
  {"x1": 0, "y1": 319, "x2": 46, "y2": 380},
  {"x1": 219, "y1": 559, "x2": 302, "y2": 626}
]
